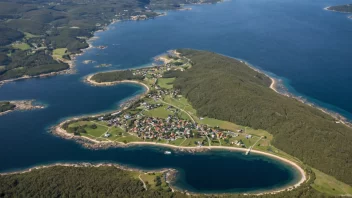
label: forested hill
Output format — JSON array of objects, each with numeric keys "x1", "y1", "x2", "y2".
[
  {"x1": 172, "y1": 49, "x2": 352, "y2": 185},
  {"x1": 327, "y1": 4, "x2": 352, "y2": 13}
]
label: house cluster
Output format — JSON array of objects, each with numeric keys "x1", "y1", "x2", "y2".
[
  {"x1": 130, "y1": 115, "x2": 197, "y2": 141},
  {"x1": 95, "y1": 108, "x2": 251, "y2": 148},
  {"x1": 132, "y1": 66, "x2": 165, "y2": 78}
]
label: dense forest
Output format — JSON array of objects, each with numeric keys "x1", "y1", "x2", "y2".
[
  {"x1": 0, "y1": 101, "x2": 15, "y2": 113},
  {"x1": 327, "y1": 4, "x2": 352, "y2": 13},
  {"x1": 91, "y1": 70, "x2": 144, "y2": 83},
  {"x1": 170, "y1": 49, "x2": 352, "y2": 186},
  {"x1": 0, "y1": 0, "x2": 220, "y2": 81},
  {"x1": 0, "y1": 166, "x2": 328, "y2": 198},
  {"x1": 0, "y1": 166, "x2": 181, "y2": 198}
]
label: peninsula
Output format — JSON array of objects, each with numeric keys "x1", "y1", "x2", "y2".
[{"x1": 49, "y1": 49, "x2": 352, "y2": 196}]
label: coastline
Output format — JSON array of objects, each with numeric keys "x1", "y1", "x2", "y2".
[
  {"x1": 0, "y1": 162, "x2": 172, "y2": 179},
  {"x1": 0, "y1": 64, "x2": 75, "y2": 88},
  {"x1": 268, "y1": 72, "x2": 352, "y2": 128},
  {"x1": 85, "y1": 74, "x2": 150, "y2": 92},
  {"x1": 237, "y1": 58, "x2": 352, "y2": 129}
]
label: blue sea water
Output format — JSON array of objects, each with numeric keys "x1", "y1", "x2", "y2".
[{"x1": 0, "y1": 0, "x2": 351, "y2": 193}]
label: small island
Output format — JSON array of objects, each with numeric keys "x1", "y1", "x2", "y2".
[
  {"x1": 326, "y1": 4, "x2": 352, "y2": 13},
  {"x1": 0, "y1": 100, "x2": 44, "y2": 116}
]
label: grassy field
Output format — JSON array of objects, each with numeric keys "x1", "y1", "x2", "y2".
[
  {"x1": 169, "y1": 138, "x2": 185, "y2": 146},
  {"x1": 179, "y1": 137, "x2": 204, "y2": 146},
  {"x1": 312, "y1": 168, "x2": 352, "y2": 196},
  {"x1": 164, "y1": 96, "x2": 196, "y2": 115},
  {"x1": 116, "y1": 135, "x2": 142, "y2": 143},
  {"x1": 140, "y1": 172, "x2": 169, "y2": 191},
  {"x1": 157, "y1": 78, "x2": 175, "y2": 89},
  {"x1": 144, "y1": 106, "x2": 172, "y2": 119},
  {"x1": 12, "y1": 43, "x2": 31, "y2": 50},
  {"x1": 53, "y1": 48, "x2": 68, "y2": 59},
  {"x1": 24, "y1": 32, "x2": 40, "y2": 39}
]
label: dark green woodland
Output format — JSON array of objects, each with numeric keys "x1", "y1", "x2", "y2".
[
  {"x1": 170, "y1": 49, "x2": 352, "y2": 186},
  {"x1": 0, "y1": 102, "x2": 15, "y2": 113},
  {"x1": 91, "y1": 70, "x2": 144, "y2": 83}
]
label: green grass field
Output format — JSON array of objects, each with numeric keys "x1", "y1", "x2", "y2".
[
  {"x1": 24, "y1": 32, "x2": 40, "y2": 39},
  {"x1": 179, "y1": 137, "x2": 204, "y2": 146},
  {"x1": 53, "y1": 48, "x2": 68, "y2": 59},
  {"x1": 169, "y1": 138, "x2": 185, "y2": 146},
  {"x1": 68, "y1": 121, "x2": 108, "y2": 137},
  {"x1": 116, "y1": 135, "x2": 142, "y2": 143},
  {"x1": 144, "y1": 106, "x2": 172, "y2": 119},
  {"x1": 312, "y1": 168, "x2": 352, "y2": 196},
  {"x1": 140, "y1": 172, "x2": 169, "y2": 191},
  {"x1": 164, "y1": 96, "x2": 196, "y2": 115},
  {"x1": 157, "y1": 78, "x2": 175, "y2": 89},
  {"x1": 12, "y1": 43, "x2": 31, "y2": 50}
]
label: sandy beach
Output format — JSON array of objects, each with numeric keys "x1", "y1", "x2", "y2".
[{"x1": 85, "y1": 74, "x2": 150, "y2": 93}]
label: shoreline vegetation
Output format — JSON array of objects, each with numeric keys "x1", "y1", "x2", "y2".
[
  {"x1": 0, "y1": 100, "x2": 44, "y2": 116},
  {"x1": 0, "y1": 0, "x2": 222, "y2": 86}
]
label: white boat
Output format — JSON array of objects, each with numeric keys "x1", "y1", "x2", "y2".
[{"x1": 164, "y1": 151, "x2": 172, "y2": 155}]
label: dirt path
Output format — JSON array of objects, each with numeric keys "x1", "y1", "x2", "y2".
[{"x1": 139, "y1": 174, "x2": 148, "y2": 190}]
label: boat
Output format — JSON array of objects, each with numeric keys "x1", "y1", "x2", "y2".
[{"x1": 164, "y1": 151, "x2": 172, "y2": 155}]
